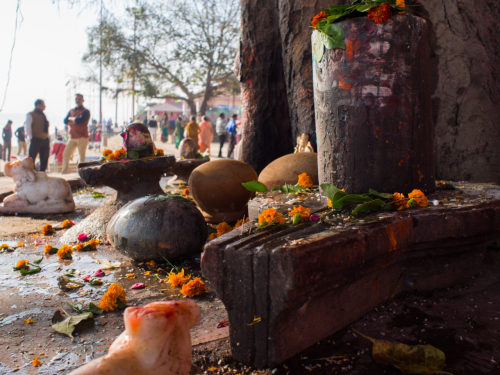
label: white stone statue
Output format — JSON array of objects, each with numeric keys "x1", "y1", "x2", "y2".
[{"x1": 0, "y1": 157, "x2": 75, "y2": 214}]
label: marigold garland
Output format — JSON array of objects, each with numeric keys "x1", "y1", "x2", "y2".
[
  {"x1": 98, "y1": 283, "x2": 127, "y2": 312},
  {"x1": 86, "y1": 238, "x2": 99, "y2": 250},
  {"x1": 73, "y1": 243, "x2": 85, "y2": 252},
  {"x1": 57, "y1": 245, "x2": 73, "y2": 260},
  {"x1": 102, "y1": 149, "x2": 113, "y2": 158},
  {"x1": 408, "y1": 189, "x2": 428, "y2": 207},
  {"x1": 154, "y1": 149, "x2": 164, "y2": 156},
  {"x1": 41, "y1": 224, "x2": 55, "y2": 236},
  {"x1": 297, "y1": 173, "x2": 314, "y2": 188},
  {"x1": 288, "y1": 205, "x2": 311, "y2": 221},
  {"x1": 258, "y1": 208, "x2": 286, "y2": 226},
  {"x1": 367, "y1": 2, "x2": 392, "y2": 24},
  {"x1": 167, "y1": 268, "x2": 191, "y2": 288},
  {"x1": 182, "y1": 188, "x2": 190, "y2": 196},
  {"x1": 113, "y1": 149, "x2": 126, "y2": 160},
  {"x1": 180, "y1": 277, "x2": 208, "y2": 297}
]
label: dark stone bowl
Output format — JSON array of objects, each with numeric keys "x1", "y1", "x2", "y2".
[{"x1": 107, "y1": 195, "x2": 208, "y2": 261}]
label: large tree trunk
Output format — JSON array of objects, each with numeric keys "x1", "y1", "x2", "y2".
[
  {"x1": 277, "y1": 0, "x2": 343, "y2": 151},
  {"x1": 238, "y1": 0, "x2": 293, "y2": 173},
  {"x1": 418, "y1": 0, "x2": 500, "y2": 183}
]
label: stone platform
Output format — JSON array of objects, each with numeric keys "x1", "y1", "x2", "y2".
[{"x1": 201, "y1": 182, "x2": 500, "y2": 368}]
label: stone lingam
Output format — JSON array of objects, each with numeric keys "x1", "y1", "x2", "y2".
[{"x1": 60, "y1": 122, "x2": 175, "y2": 243}]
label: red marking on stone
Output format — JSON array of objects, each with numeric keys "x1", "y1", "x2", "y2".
[
  {"x1": 398, "y1": 160, "x2": 404, "y2": 167},
  {"x1": 337, "y1": 74, "x2": 352, "y2": 90},
  {"x1": 417, "y1": 169, "x2": 423, "y2": 182},
  {"x1": 385, "y1": 221, "x2": 410, "y2": 252}
]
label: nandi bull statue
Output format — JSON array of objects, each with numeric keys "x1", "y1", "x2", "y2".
[{"x1": 0, "y1": 157, "x2": 75, "y2": 214}]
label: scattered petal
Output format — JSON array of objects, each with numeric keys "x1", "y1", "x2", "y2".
[{"x1": 131, "y1": 283, "x2": 145, "y2": 290}]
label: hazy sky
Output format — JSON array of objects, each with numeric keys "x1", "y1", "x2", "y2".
[{"x1": 0, "y1": 0, "x2": 133, "y2": 129}]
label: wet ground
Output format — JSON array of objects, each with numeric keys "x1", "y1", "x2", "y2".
[{"x1": 0, "y1": 184, "x2": 499, "y2": 374}]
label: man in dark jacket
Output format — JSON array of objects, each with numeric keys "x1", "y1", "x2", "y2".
[
  {"x1": 25, "y1": 99, "x2": 50, "y2": 171},
  {"x1": 2, "y1": 120, "x2": 12, "y2": 161},
  {"x1": 14, "y1": 124, "x2": 26, "y2": 155}
]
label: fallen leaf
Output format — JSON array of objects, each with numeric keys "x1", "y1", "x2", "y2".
[
  {"x1": 97, "y1": 259, "x2": 121, "y2": 269},
  {"x1": 353, "y1": 329, "x2": 446, "y2": 374},
  {"x1": 52, "y1": 312, "x2": 94, "y2": 339}
]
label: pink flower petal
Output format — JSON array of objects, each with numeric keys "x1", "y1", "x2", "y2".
[
  {"x1": 77, "y1": 233, "x2": 89, "y2": 242},
  {"x1": 130, "y1": 283, "x2": 145, "y2": 289},
  {"x1": 93, "y1": 269, "x2": 105, "y2": 277},
  {"x1": 310, "y1": 214, "x2": 321, "y2": 222},
  {"x1": 83, "y1": 275, "x2": 91, "y2": 282}
]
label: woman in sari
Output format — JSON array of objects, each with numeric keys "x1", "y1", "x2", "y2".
[
  {"x1": 174, "y1": 116, "x2": 185, "y2": 149},
  {"x1": 198, "y1": 116, "x2": 214, "y2": 154}
]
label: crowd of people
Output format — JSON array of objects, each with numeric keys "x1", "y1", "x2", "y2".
[{"x1": 1, "y1": 94, "x2": 242, "y2": 174}]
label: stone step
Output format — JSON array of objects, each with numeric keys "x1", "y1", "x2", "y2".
[{"x1": 201, "y1": 184, "x2": 500, "y2": 368}]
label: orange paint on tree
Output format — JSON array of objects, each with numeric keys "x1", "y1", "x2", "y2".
[
  {"x1": 338, "y1": 74, "x2": 352, "y2": 90},
  {"x1": 385, "y1": 219, "x2": 411, "y2": 252}
]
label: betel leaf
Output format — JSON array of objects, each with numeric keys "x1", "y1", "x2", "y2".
[
  {"x1": 323, "y1": 24, "x2": 346, "y2": 49},
  {"x1": 19, "y1": 266, "x2": 41, "y2": 275},
  {"x1": 52, "y1": 312, "x2": 93, "y2": 339},
  {"x1": 320, "y1": 183, "x2": 342, "y2": 201},
  {"x1": 88, "y1": 303, "x2": 103, "y2": 315},
  {"x1": 281, "y1": 183, "x2": 302, "y2": 194},
  {"x1": 333, "y1": 193, "x2": 372, "y2": 210},
  {"x1": 351, "y1": 199, "x2": 385, "y2": 216},
  {"x1": 312, "y1": 30, "x2": 325, "y2": 62},
  {"x1": 241, "y1": 180, "x2": 268, "y2": 193},
  {"x1": 368, "y1": 188, "x2": 394, "y2": 200},
  {"x1": 32, "y1": 257, "x2": 43, "y2": 265}
]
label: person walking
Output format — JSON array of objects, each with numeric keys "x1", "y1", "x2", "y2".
[
  {"x1": 215, "y1": 113, "x2": 226, "y2": 157},
  {"x1": 62, "y1": 93, "x2": 90, "y2": 173},
  {"x1": 185, "y1": 116, "x2": 200, "y2": 149},
  {"x1": 25, "y1": 99, "x2": 50, "y2": 171},
  {"x1": 14, "y1": 124, "x2": 26, "y2": 155},
  {"x1": 147, "y1": 116, "x2": 159, "y2": 142},
  {"x1": 2, "y1": 120, "x2": 13, "y2": 161},
  {"x1": 174, "y1": 115, "x2": 185, "y2": 149},
  {"x1": 198, "y1": 116, "x2": 214, "y2": 154},
  {"x1": 225, "y1": 114, "x2": 238, "y2": 159}
]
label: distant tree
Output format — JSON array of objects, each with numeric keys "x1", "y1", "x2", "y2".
[{"x1": 83, "y1": 0, "x2": 240, "y2": 114}]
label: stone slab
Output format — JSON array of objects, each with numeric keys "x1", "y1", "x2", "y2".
[{"x1": 201, "y1": 184, "x2": 500, "y2": 367}]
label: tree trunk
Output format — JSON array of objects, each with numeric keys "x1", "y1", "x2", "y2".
[
  {"x1": 418, "y1": 0, "x2": 500, "y2": 183},
  {"x1": 277, "y1": 0, "x2": 343, "y2": 151},
  {"x1": 238, "y1": 0, "x2": 293, "y2": 173}
]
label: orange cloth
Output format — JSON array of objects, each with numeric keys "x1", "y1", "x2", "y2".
[
  {"x1": 185, "y1": 120, "x2": 200, "y2": 145},
  {"x1": 198, "y1": 120, "x2": 214, "y2": 152}
]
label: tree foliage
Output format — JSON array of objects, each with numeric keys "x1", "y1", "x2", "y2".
[{"x1": 84, "y1": 0, "x2": 240, "y2": 114}]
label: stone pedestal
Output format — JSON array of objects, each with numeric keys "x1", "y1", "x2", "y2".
[
  {"x1": 313, "y1": 15, "x2": 435, "y2": 194},
  {"x1": 202, "y1": 183, "x2": 500, "y2": 367}
]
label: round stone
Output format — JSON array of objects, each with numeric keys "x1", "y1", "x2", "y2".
[
  {"x1": 188, "y1": 159, "x2": 258, "y2": 223},
  {"x1": 258, "y1": 152, "x2": 318, "y2": 190},
  {"x1": 107, "y1": 195, "x2": 207, "y2": 261}
]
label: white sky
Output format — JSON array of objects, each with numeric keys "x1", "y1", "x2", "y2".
[{"x1": 0, "y1": 0, "x2": 134, "y2": 130}]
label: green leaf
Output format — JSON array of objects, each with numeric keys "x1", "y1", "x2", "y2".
[
  {"x1": 92, "y1": 192, "x2": 105, "y2": 198},
  {"x1": 351, "y1": 199, "x2": 385, "y2": 217},
  {"x1": 241, "y1": 180, "x2": 268, "y2": 193},
  {"x1": 32, "y1": 257, "x2": 43, "y2": 265},
  {"x1": 117, "y1": 299, "x2": 127, "y2": 310},
  {"x1": 320, "y1": 183, "x2": 342, "y2": 201},
  {"x1": 19, "y1": 266, "x2": 41, "y2": 275},
  {"x1": 281, "y1": 183, "x2": 301, "y2": 194},
  {"x1": 292, "y1": 213, "x2": 302, "y2": 225},
  {"x1": 333, "y1": 193, "x2": 372, "y2": 210},
  {"x1": 271, "y1": 185, "x2": 282, "y2": 191},
  {"x1": 52, "y1": 312, "x2": 93, "y2": 338},
  {"x1": 67, "y1": 303, "x2": 84, "y2": 313},
  {"x1": 368, "y1": 188, "x2": 393, "y2": 200},
  {"x1": 88, "y1": 303, "x2": 103, "y2": 315}
]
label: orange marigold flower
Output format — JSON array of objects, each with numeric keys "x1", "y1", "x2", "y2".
[
  {"x1": 167, "y1": 268, "x2": 191, "y2": 288},
  {"x1": 113, "y1": 149, "x2": 126, "y2": 160},
  {"x1": 258, "y1": 208, "x2": 286, "y2": 226},
  {"x1": 73, "y1": 243, "x2": 85, "y2": 252},
  {"x1": 180, "y1": 277, "x2": 208, "y2": 297},
  {"x1": 86, "y1": 238, "x2": 99, "y2": 250},
  {"x1": 392, "y1": 192, "x2": 408, "y2": 210},
  {"x1": 32, "y1": 357, "x2": 42, "y2": 367},
  {"x1": 288, "y1": 205, "x2": 311, "y2": 221},
  {"x1": 408, "y1": 189, "x2": 428, "y2": 207},
  {"x1": 311, "y1": 11, "x2": 328, "y2": 27},
  {"x1": 41, "y1": 224, "x2": 54, "y2": 236},
  {"x1": 98, "y1": 283, "x2": 127, "y2": 312},
  {"x1": 208, "y1": 232, "x2": 217, "y2": 240},
  {"x1": 17, "y1": 243, "x2": 25, "y2": 247},
  {"x1": 154, "y1": 149, "x2": 164, "y2": 156},
  {"x1": 297, "y1": 173, "x2": 314, "y2": 188},
  {"x1": 146, "y1": 260, "x2": 156, "y2": 267},
  {"x1": 396, "y1": 0, "x2": 405, "y2": 9},
  {"x1": 368, "y1": 2, "x2": 392, "y2": 24},
  {"x1": 103, "y1": 149, "x2": 113, "y2": 157},
  {"x1": 15, "y1": 259, "x2": 29, "y2": 269},
  {"x1": 44, "y1": 244, "x2": 57, "y2": 255},
  {"x1": 62, "y1": 219, "x2": 74, "y2": 228},
  {"x1": 126, "y1": 273, "x2": 135, "y2": 279},
  {"x1": 328, "y1": 198, "x2": 333, "y2": 208},
  {"x1": 234, "y1": 217, "x2": 249, "y2": 229},
  {"x1": 216, "y1": 222, "x2": 233, "y2": 237},
  {"x1": 182, "y1": 188, "x2": 190, "y2": 196},
  {"x1": 57, "y1": 244, "x2": 73, "y2": 260}
]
